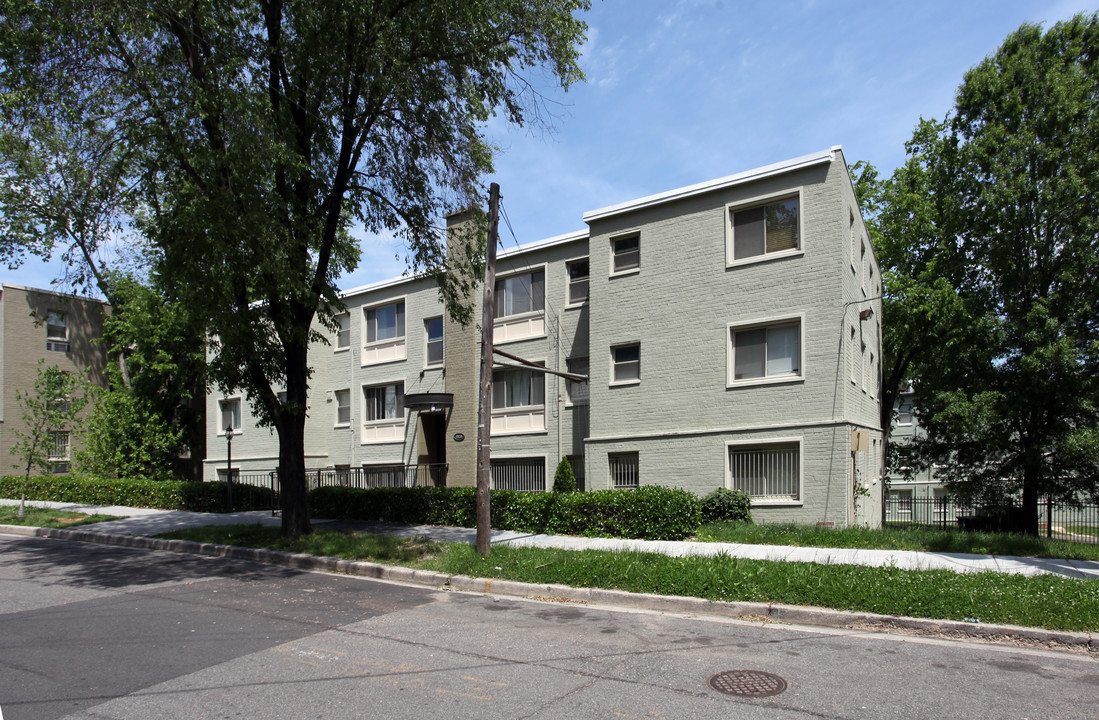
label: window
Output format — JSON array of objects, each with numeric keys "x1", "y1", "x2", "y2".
[
  {"x1": 730, "y1": 196, "x2": 799, "y2": 261},
  {"x1": 495, "y1": 270, "x2": 545, "y2": 318},
  {"x1": 492, "y1": 366, "x2": 545, "y2": 409},
  {"x1": 896, "y1": 397, "x2": 914, "y2": 426},
  {"x1": 47, "y1": 431, "x2": 70, "y2": 474},
  {"x1": 611, "y1": 234, "x2": 640, "y2": 273},
  {"x1": 889, "y1": 488, "x2": 914, "y2": 519},
  {"x1": 491, "y1": 458, "x2": 546, "y2": 491},
  {"x1": 567, "y1": 259, "x2": 589, "y2": 304},
  {"x1": 612, "y1": 344, "x2": 640, "y2": 384},
  {"x1": 425, "y1": 317, "x2": 443, "y2": 366},
  {"x1": 729, "y1": 321, "x2": 800, "y2": 383},
  {"x1": 334, "y1": 389, "x2": 351, "y2": 426},
  {"x1": 364, "y1": 383, "x2": 403, "y2": 421},
  {"x1": 362, "y1": 382, "x2": 404, "y2": 443},
  {"x1": 491, "y1": 365, "x2": 546, "y2": 434},
  {"x1": 335, "y1": 313, "x2": 350, "y2": 350},
  {"x1": 566, "y1": 357, "x2": 589, "y2": 405},
  {"x1": 366, "y1": 302, "x2": 405, "y2": 343},
  {"x1": 363, "y1": 301, "x2": 406, "y2": 364},
  {"x1": 46, "y1": 311, "x2": 69, "y2": 352},
  {"x1": 728, "y1": 442, "x2": 800, "y2": 502},
  {"x1": 610, "y1": 452, "x2": 639, "y2": 489},
  {"x1": 219, "y1": 398, "x2": 241, "y2": 433}
]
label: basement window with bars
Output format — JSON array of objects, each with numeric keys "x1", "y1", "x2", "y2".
[
  {"x1": 609, "y1": 452, "x2": 639, "y2": 489},
  {"x1": 490, "y1": 458, "x2": 545, "y2": 492},
  {"x1": 727, "y1": 441, "x2": 800, "y2": 503}
]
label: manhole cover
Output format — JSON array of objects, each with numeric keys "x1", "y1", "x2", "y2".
[{"x1": 708, "y1": 670, "x2": 788, "y2": 697}]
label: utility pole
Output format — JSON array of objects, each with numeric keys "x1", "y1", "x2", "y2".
[{"x1": 476, "y1": 183, "x2": 501, "y2": 557}]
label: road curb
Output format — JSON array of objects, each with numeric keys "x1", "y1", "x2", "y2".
[{"x1": 5, "y1": 523, "x2": 1096, "y2": 652}]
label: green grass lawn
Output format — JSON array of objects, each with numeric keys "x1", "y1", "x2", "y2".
[
  {"x1": 697, "y1": 521, "x2": 1099, "y2": 561},
  {"x1": 0, "y1": 506, "x2": 121, "y2": 528},
  {"x1": 157, "y1": 524, "x2": 1099, "y2": 633},
  {"x1": 1064, "y1": 525, "x2": 1099, "y2": 538}
]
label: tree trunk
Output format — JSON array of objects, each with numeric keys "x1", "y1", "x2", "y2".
[
  {"x1": 278, "y1": 342, "x2": 313, "y2": 540},
  {"x1": 1020, "y1": 449, "x2": 1041, "y2": 536}
]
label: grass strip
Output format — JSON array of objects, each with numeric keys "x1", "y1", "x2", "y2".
[
  {"x1": 158, "y1": 524, "x2": 1099, "y2": 633},
  {"x1": 0, "y1": 506, "x2": 121, "y2": 528},
  {"x1": 697, "y1": 522, "x2": 1099, "y2": 562}
]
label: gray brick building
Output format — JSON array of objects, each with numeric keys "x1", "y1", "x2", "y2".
[{"x1": 205, "y1": 147, "x2": 884, "y2": 527}]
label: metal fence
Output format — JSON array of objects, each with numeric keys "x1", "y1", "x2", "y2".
[{"x1": 883, "y1": 496, "x2": 1099, "y2": 543}]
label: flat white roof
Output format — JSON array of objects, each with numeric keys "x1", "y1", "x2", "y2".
[
  {"x1": 582, "y1": 146, "x2": 840, "y2": 224},
  {"x1": 339, "y1": 228, "x2": 589, "y2": 300}
]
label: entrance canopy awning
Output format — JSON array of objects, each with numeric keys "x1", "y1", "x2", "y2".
[{"x1": 403, "y1": 393, "x2": 454, "y2": 411}]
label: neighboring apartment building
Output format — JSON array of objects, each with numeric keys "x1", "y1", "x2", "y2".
[
  {"x1": 0, "y1": 283, "x2": 110, "y2": 475},
  {"x1": 205, "y1": 146, "x2": 885, "y2": 526}
]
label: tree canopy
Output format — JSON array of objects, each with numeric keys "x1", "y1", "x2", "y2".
[
  {"x1": 0, "y1": 0, "x2": 589, "y2": 537},
  {"x1": 865, "y1": 14, "x2": 1099, "y2": 532}
]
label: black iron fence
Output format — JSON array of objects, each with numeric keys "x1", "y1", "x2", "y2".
[
  {"x1": 883, "y1": 495, "x2": 1099, "y2": 543},
  {"x1": 222, "y1": 464, "x2": 448, "y2": 513}
]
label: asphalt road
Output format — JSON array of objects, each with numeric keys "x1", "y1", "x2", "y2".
[{"x1": 1, "y1": 534, "x2": 1097, "y2": 720}]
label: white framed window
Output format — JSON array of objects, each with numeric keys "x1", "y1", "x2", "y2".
[
  {"x1": 727, "y1": 193, "x2": 801, "y2": 264},
  {"x1": 362, "y1": 382, "x2": 404, "y2": 444},
  {"x1": 896, "y1": 394, "x2": 914, "y2": 426},
  {"x1": 425, "y1": 317, "x2": 444, "y2": 366},
  {"x1": 335, "y1": 313, "x2": 351, "y2": 351},
  {"x1": 46, "y1": 311, "x2": 69, "y2": 352},
  {"x1": 566, "y1": 258, "x2": 589, "y2": 305},
  {"x1": 726, "y1": 439, "x2": 802, "y2": 504},
  {"x1": 889, "y1": 488, "x2": 914, "y2": 518},
  {"x1": 491, "y1": 365, "x2": 546, "y2": 434},
  {"x1": 219, "y1": 398, "x2": 242, "y2": 434},
  {"x1": 566, "y1": 357, "x2": 589, "y2": 405},
  {"x1": 490, "y1": 457, "x2": 546, "y2": 491},
  {"x1": 334, "y1": 388, "x2": 351, "y2": 426},
  {"x1": 611, "y1": 344, "x2": 640, "y2": 385},
  {"x1": 849, "y1": 326, "x2": 858, "y2": 385},
  {"x1": 47, "y1": 431, "x2": 70, "y2": 474},
  {"x1": 493, "y1": 268, "x2": 546, "y2": 343},
  {"x1": 495, "y1": 270, "x2": 545, "y2": 318},
  {"x1": 362, "y1": 300, "x2": 406, "y2": 365},
  {"x1": 610, "y1": 452, "x2": 639, "y2": 489},
  {"x1": 728, "y1": 318, "x2": 802, "y2": 385},
  {"x1": 611, "y1": 234, "x2": 640, "y2": 274}
]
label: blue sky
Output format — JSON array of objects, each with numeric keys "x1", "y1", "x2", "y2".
[{"x1": 11, "y1": 0, "x2": 1097, "y2": 293}]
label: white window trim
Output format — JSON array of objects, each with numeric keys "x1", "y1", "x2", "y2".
[
  {"x1": 609, "y1": 231, "x2": 641, "y2": 277},
  {"x1": 424, "y1": 316, "x2": 444, "y2": 368},
  {"x1": 334, "y1": 312, "x2": 351, "y2": 353},
  {"x1": 726, "y1": 314, "x2": 806, "y2": 388},
  {"x1": 725, "y1": 188, "x2": 805, "y2": 268},
  {"x1": 218, "y1": 396, "x2": 243, "y2": 436},
  {"x1": 334, "y1": 388, "x2": 351, "y2": 428},
  {"x1": 360, "y1": 380, "x2": 406, "y2": 444},
  {"x1": 493, "y1": 263, "x2": 548, "y2": 344},
  {"x1": 564, "y1": 356, "x2": 589, "y2": 407},
  {"x1": 491, "y1": 362, "x2": 547, "y2": 435},
  {"x1": 361, "y1": 296, "x2": 408, "y2": 366},
  {"x1": 609, "y1": 342, "x2": 641, "y2": 387},
  {"x1": 724, "y1": 436, "x2": 804, "y2": 507},
  {"x1": 565, "y1": 256, "x2": 590, "y2": 307}
]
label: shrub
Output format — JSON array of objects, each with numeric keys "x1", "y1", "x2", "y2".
[
  {"x1": 0, "y1": 474, "x2": 274, "y2": 513},
  {"x1": 307, "y1": 484, "x2": 701, "y2": 540},
  {"x1": 701, "y1": 487, "x2": 752, "y2": 523},
  {"x1": 551, "y1": 457, "x2": 577, "y2": 492}
]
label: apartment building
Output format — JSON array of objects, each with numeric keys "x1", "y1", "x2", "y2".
[
  {"x1": 205, "y1": 146, "x2": 884, "y2": 526},
  {"x1": 0, "y1": 283, "x2": 110, "y2": 475}
]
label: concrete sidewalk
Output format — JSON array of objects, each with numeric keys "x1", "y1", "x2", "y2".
[{"x1": 3, "y1": 497, "x2": 1098, "y2": 580}]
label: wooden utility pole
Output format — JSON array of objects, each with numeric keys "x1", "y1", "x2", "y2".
[{"x1": 475, "y1": 183, "x2": 501, "y2": 557}]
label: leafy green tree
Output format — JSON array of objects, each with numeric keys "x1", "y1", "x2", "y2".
[
  {"x1": 11, "y1": 361, "x2": 88, "y2": 516},
  {"x1": 0, "y1": 0, "x2": 589, "y2": 538},
  {"x1": 870, "y1": 15, "x2": 1099, "y2": 532},
  {"x1": 78, "y1": 380, "x2": 184, "y2": 482}
]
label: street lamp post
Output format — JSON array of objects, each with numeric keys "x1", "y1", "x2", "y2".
[{"x1": 225, "y1": 425, "x2": 235, "y2": 513}]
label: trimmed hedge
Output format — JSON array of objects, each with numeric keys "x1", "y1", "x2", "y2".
[
  {"x1": 3, "y1": 475, "x2": 704, "y2": 540},
  {"x1": 0, "y1": 474, "x2": 274, "y2": 513},
  {"x1": 309, "y1": 485, "x2": 702, "y2": 541}
]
